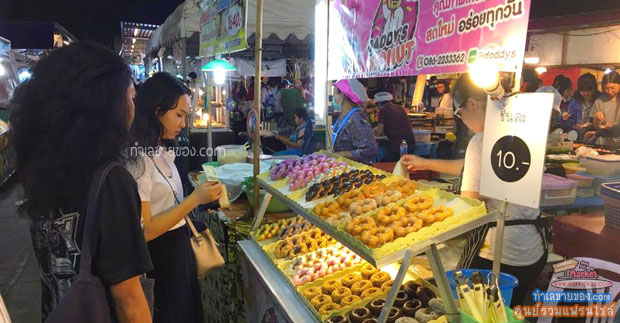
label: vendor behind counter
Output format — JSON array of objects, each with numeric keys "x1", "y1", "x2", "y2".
[{"x1": 373, "y1": 92, "x2": 415, "y2": 162}]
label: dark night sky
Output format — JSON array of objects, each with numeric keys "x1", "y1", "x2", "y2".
[
  {"x1": 1, "y1": 0, "x2": 620, "y2": 49},
  {"x1": 0, "y1": 0, "x2": 185, "y2": 48}
]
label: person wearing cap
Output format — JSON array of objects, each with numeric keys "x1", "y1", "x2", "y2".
[
  {"x1": 331, "y1": 79, "x2": 379, "y2": 164},
  {"x1": 373, "y1": 91, "x2": 415, "y2": 162}
]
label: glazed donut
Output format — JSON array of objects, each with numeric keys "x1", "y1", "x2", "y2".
[
  {"x1": 370, "y1": 272, "x2": 391, "y2": 288},
  {"x1": 341, "y1": 273, "x2": 362, "y2": 288},
  {"x1": 340, "y1": 295, "x2": 362, "y2": 307},
  {"x1": 321, "y1": 279, "x2": 342, "y2": 295},
  {"x1": 375, "y1": 190, "x2": 403, "y2": 207},
  {"x1": 311, "y1": 294, "x2": 333, "y2": 310},
  {"x1": 313, "y1": 201, "x2": 342, "y2": 219},
  {"x1": 274, "y1": 239, "x2": 293, "y2": 258},
  {"x1": 331, "y1": 286, "x2": 352, "y2": 304},
  {"x1": 418, "y1": 206, "x2": 452, "y2": 225},
  {"x1": 403, "y1": 195, "x2": 434, "y2": 213},
  {"x1": 360, "y1": 229, "x2": 380, "y2": 248},
  {"x1": 388, "y1": 179, "x2": 417, "y2": 195},
  {"x1": 303, "y1": 287, "x2": 323, "y2": 300},
  {"x1": 361, "y1": 182, "x2": 387, "y2": 198},
  {"x1": 376, "y1": 205, "x2": 406, "y2": 226},
  {"x1": 360, "y1": 287, "x2": 382, "y2": 299},
  {"x1": 345, "y1": 216, "x2": 377, "y2": 236},
  {"x1": 391, "y1": 216, "x2": 424, "y2": 238},
  {"x1": 376, "y1": 227, "x2": 395, "y2": 246},
  {"x1": 350, "y1": 199, "x2": 378, "y2": 216},
  {"x1": 381, "y1": 279, "x2": 394, "y2": 291},
  {"x1": 361, "y1": 264, "x2": 378, "y2": 280},
  {"x1": 337, "y1": 190, "x2": 365, "y2": 209},
  {"x1": 351, "y1": 280, "x2": 373, "y2": 296},
  {"x1": 318, "y1": 303, "x2": 341, "y2": 315}
]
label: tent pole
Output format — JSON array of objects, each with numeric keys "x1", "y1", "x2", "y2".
[{"x1": 253, "y1": 0, "x2": 264, "y2": 214}]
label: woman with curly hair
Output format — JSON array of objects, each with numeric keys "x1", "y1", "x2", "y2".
[{"x1": 10, "y1": 42, "x2": 152, "y2": 322}]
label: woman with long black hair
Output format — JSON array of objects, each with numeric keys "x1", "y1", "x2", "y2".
[
  {"x1": 10, "y1": 42, "x2": 153, "y2": 322},
  {"x1": 130, "y1": 72, "x2": 222, "y2": 323}
]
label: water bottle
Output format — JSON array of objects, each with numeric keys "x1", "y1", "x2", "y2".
[{"x1": 400, "y1": 140, "x2": 408, "y2": 157}]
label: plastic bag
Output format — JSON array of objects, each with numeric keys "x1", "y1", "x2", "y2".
[{"x1": 214, "y1": 162, "x2": 271, "y2": 202}]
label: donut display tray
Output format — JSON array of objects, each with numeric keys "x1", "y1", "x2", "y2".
[
  {"x1": 296, "y1": 266, "x2": 390, "y2": 321},
  {"x1": 257, "y1": 153, "x2": 494, "y2": 268}
]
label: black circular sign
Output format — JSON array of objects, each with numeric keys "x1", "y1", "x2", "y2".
[{"x1": 490, "y1": 135, "x2": 531, "y2": 183}]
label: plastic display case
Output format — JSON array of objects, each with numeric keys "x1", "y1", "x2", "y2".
[
  {"x1": 540, "y1": 174, "x2": 577, "y2": 207},
  {"x1": 582, "y1": 155, "x2": 620, "y2": 177}
]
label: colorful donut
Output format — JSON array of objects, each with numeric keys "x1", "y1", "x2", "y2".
[
  {"x1": 288, "y1": 243, "x2": 308, "y2": 258},
  {"x1": 274, "y1": 239, "x2": 293, "y2": 258}
]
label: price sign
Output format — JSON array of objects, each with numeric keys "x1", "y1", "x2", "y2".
[{"x1": 480, "y1": 93, "x2": 554, "y2": 208}]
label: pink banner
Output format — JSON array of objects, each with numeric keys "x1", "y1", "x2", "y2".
[{"x1": 327, "y1": 0, "x2": 531, "y2": 80}]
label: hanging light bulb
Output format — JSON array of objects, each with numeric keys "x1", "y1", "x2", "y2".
[
  {"x1": 469, "y1": 61, "x2": 504, "y2": 99},
  {"x1": 213, "y1": 68, "x2": 226, "y2": 85}
]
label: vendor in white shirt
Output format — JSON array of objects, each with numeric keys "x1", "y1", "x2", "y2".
[
  {"x1": 401, "y1": 74, "x2": 548, "y2": 307},
  {"x1": 130, "y1": 73, "x2": 222, "y2": 323}
]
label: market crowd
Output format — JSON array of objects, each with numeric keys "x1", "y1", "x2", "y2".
[{"x1": 9, "y1": 38, "x2": 620, "y2": 322}]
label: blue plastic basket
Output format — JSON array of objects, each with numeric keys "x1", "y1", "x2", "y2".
[
  {"x1": 600, "y1": 182, "x2": 620, "y2": 228},
  {"x1": 446, "y1": 269, "x2": 519, "y2": 306}
]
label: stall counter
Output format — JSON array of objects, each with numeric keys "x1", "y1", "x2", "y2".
[{"x1": 553, "y1": 211, "x2": 620, "y2": 264}]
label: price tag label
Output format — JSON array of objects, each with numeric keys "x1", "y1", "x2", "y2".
[{"x1": 480, "y1": 93, "x2": 554, "y2": 208}]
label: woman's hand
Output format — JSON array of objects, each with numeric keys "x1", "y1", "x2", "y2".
[
  {"x1": 192, "y1": 181, "x2": 222, "y2": 204},
  {"x1": 400, "y1": 154, "x2": 428, "y2": 171}
]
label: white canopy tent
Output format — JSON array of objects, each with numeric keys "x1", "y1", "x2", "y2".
[
  {"x1": 146, "y1": 0, "x2": 200, "y2": 56},
  {"x1": 246, "y1": 0, "x2": 314, "y2": 41}
]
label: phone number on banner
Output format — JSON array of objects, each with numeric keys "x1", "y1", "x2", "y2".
[{"x1": 416, "y1": 51, "x2": 467, "y2": 70}]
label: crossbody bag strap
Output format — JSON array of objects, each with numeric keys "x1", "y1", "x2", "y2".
[
  {"x1": 79, "y1": 162, "x2": 121, "y2": 275},
  {"x1": 149, "y1": 156, "x2": 199, "y2": 239}
]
